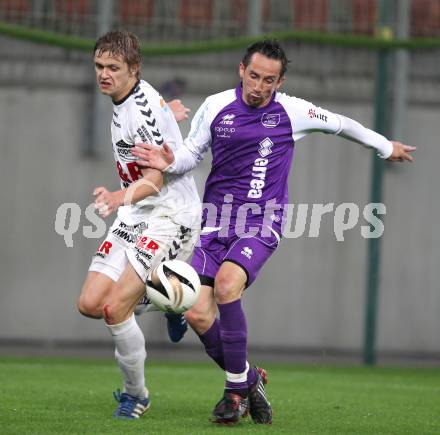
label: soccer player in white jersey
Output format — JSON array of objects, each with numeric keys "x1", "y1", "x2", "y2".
[
  {"x1": 133, "y1": 40, "x2": 416, "y2": 425},
  {"x1": 77, "y1": 30, "x2": 201, "y2": 419}
]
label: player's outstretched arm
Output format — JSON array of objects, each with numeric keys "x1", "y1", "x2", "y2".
[
  {"x1": 132, "y1": 143, "x2": 174, "y2": 171},
  {"x1": 167, "y1": 99, "x2": 190, "y2": 122},
  {"x1": 387, "y1": 141, "x2": 416, "y2": 162},
  {"x1": 335, "y1": 115, "x2": 416, "y2": 161}
]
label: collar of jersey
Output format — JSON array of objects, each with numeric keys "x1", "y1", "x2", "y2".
[
  {"x1": 235, "y1": 83, "x2": 277, "y2": 113},
  {"x1": 112, "y1": 80, "x2": 141, "y2": 106}
]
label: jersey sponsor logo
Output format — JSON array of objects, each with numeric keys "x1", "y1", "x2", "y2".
[
  {"x1": 115, "y1": 139, "x2": 134, "y2": 161},
  {"x1": 241, "y1": 246, "x2": 253, "y2": 259},
  {"x1": 214, "y1": 125, "x2": 236, "y2": 138},
  {"x1": 136, "y1": 236, "x2": 160, "y2": 253},
  {"x1": 119, "y1": 221, "x2": 147, "y2": 233},
  {"x1": 116, "y1": 161, "x2": 142, "y2": 186},
  {"x1": 308, "y1": 108, "x2": 328, "y2": 122},
  {"x1": 116, "y1": 221, "x2": 147, "y2": 234},
  {"x1": 258, "y1": 137, "x2": 274, "y2": 157},
  {"x1": 248, "y1": 154, "x2": 269, "y2": 199},
  {"x1": 115, "y1": 139, "x2": 132, "y2": 149},
  {"x1": 135, "y1": 236, "x2": 160, "y2": 267},
  {"x1": 117, "y1": 148, "x2": 132, "y2": 159},
  {"x1": 261, "y1": 113, "x2": 280, "y2": 128},
  {"x1": 112, "y1": 227, "x2": 137, "y2": 243},
  {"x1": 139, "y1": 107, "x2": 164, "y2": 146},
  {"x1": 135, "y1": 252, "x2": 152, "y2": 271},
  {"x1": 135, "y1": 246, "x2": 154, "y2": 261},
  {"x1": 137, "y1": 125, "x2": 153, "y2": 143},
  {"x1": 220, "y1": 113, "x2": 235, "y2": 125}
]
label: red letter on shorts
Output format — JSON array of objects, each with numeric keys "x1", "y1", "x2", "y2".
[
  {"x1": 147, "y1": 240, "x2": 159, "y2": 252},
  {"x1": 99, "y1": 241, "x2": 112, "y2": 254}
]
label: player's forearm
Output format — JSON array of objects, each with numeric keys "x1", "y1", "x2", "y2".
[
  {"x1": 337, "y1": 115, "x2": 393, "y2": 159},
  {"x1": 166, "y1": 141, "x2": 200, "y2": 174},
  {"x1": 120, "y1": 169, "x2": 163, "y2": 205}
]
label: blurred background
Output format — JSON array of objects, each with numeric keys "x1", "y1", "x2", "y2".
[{"x1": 0, "y1": 0, "x2": 439, "y2": 366}]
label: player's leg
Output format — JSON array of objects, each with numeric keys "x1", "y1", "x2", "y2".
[
  {"x1": 162, "y1": 224, "x2": 198, "y2": 343},
  {"x1": 134, "y1": 224, "x2": 196, "y2": 343},
  {"x1": 78, "y1": 220, "x2": 150, "y2": 419},
  {"x1": 216, "y1": 232, "x2": 279, "y2": 425},
  {"x1": 187, "y1": 231, "x2": 270, "y2": 424},
  {"x1": 77, "y1": 271, "x2": 114, "y2": 318},
  {"x1": 185, "y1": 283, "x2": 224, "y2": 366},
  {"x1": 210, "y1": 261, "x2": 250, "y2": 424},
  {"x1": 103, "y1": 261, "x2": 147, "y2": 324},
  {"x1": 186, "y1": 235, "x2": 227, "y2": 368},
  {"x1": 107, "y1": 220, "x2": 188, "y2": 417},
  {"x1": 104, "y1": 262, "x2": 150, "y2": 419},
  {"x1": 78, "y1": 218, "x2": 132, "y2": 320}
]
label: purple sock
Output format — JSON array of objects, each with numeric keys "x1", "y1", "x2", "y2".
[
  {"x1": 247, "y1": 366, "x2": 258, "y2": 387},
  {"x1": 198, "y1": 317, "x2": 258, "y2": 387},
  {"x1": 198, "y1": 319, "x2": 225, "y2": 369},
  {"x1": 218, "y1": 299, "x2": 248, "y2": 391}
]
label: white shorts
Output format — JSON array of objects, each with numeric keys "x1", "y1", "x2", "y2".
[{"x1": 89, "y1": 216, "x2": 196, "y2": 283}]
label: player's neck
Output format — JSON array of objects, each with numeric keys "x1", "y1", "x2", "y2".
[{"x1": 112, "y1": 78, "x2": 139, "y2": 105}]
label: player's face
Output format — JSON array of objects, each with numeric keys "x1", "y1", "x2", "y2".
[
  {"x1": 239, "y1": 52, "x2": 285, "y2": 108},
  {"x1": 94, "y1": 51, "x2": 138, "y2": 102}
]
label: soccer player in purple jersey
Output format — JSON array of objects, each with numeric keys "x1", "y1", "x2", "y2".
[{"x1": 133, "y1": 40, "x2": 415, "y2": 425}]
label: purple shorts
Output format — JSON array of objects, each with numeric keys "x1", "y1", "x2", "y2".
[{"x1": 191, "y1": 226, "x2": 280, "y2": 287}]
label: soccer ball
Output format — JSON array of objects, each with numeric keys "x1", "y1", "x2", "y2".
[{"x1": 146, "y1": 260, "x2": 201, "y2": 314}]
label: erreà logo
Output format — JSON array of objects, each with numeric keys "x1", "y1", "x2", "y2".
[
  {"x1": 258, "y1": 137, "x2": 274, "y2": 157},
  {"x1": 241, "y1": 247, "x2": 253, "y2": 259},
  {"x1": 220, "y1": 113, "x2": 235, "y2": 125}
]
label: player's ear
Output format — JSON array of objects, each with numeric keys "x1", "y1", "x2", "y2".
[
  {"x1": 239, "y1": 62, "x2": 245, "y2": 80},
  {"x1": 276, "y1": 75, "x2": 285, "y2": 90},
  {"x1": 130, "y1": 64, "x2": 140, "y2": 78}
]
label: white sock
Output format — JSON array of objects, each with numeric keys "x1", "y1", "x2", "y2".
[
  {"x1": 226, "y1": 361, "x2": 249, "y2": 384},
  {"x1": 106, "y1": 314, "x2": 148, "y2": 399}
]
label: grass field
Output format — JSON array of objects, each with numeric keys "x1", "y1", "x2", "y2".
[{"x1": 0, "y1": 357, "x2": 439, "y2": 434}]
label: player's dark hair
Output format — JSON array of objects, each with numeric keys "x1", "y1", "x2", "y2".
[
  {"x1": 94, "y1": 30, "x2": 142, "y2": 79},
  {"x1": 242, "y1": 39, "x2": 289, "y2": 77}
]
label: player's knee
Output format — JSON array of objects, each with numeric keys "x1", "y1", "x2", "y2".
[
  {"x1": 214, "y1": 275, "x2": 241, "y2": 304},
  {"x1": 77, "y1": 294, "x2": 102, "y2": 319},
  {"x1": 185, "y1": 306, "x2": 213, "y2": 332}
]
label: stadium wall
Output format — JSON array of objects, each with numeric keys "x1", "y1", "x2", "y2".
[{"x1": 0, "y1": 37, "x2": 439, "y2": 359}]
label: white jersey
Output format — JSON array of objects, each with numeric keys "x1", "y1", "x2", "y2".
[{"x1": 111, "y1": 79, "x2": 201, "y2": 229}]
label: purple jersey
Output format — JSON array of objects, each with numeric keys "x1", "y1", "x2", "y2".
[
  {"x1": 167, "y1": 83, "x2": 393, "y2": 284},
  {"x1": 204, "y1": 85, "x2": 295, "y2": 230},
  {"x1": 180, "y1": 84, "x2": 341, "y2": 233}
]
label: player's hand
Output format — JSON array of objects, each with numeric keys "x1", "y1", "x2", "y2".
[
  {"x1": 167, "y1": 99, "x2": 190, "y2": 122},
  {"x1": 93, "y1": 186, "x2": 122, "y2": 218},
  {"x1": 387, "y1": 141, "x2": 416, "y2": 162},
  {"x1": 132, "y1": 142, "x2": 175, "y2": 171}
]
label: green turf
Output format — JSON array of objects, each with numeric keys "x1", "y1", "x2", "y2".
[{"x1": 0, "y1": 357, "x2": 438, "y2": 434}]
